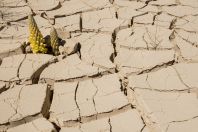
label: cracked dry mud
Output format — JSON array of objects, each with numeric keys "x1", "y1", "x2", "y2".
[{"x1": 0, "y1": 0, "x2": 198, "y2": 132}]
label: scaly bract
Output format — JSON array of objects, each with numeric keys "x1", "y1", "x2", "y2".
[{"x1": 28, "y1": 15, "x2": 48, "y2": 53}]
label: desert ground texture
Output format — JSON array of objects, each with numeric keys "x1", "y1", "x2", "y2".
[{"x1": 0, "y1": 0, "x2": 198, "y2": 132}]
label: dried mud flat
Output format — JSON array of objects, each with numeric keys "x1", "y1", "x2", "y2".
[{"x1": 0, "y1": 0, "x2": 198, "y2": 132}]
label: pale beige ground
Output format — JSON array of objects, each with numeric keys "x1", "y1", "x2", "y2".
[{"x1": 0, "y1": 0, "x2": 198, "y2": 132}]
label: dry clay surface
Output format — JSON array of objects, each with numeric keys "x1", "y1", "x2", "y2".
[{"x1": 0, "y1": 0, "x2": 198, "y2": 132}]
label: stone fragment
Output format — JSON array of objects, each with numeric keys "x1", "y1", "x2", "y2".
[
  {"x1": 61, "y1": 109, "x2": 144, "y2": 132},
  {"x1": 77, "y1": 74, "x2": 128, "y2": 115},
  {"x1": 76, "y1": 80, "x2": 97, "y2": 117},
  {"x1": 0, "y1": 54, "x2": 25, "y2": 82},
  {"x1": 80, "y1": 118, "x2": 110, "y2": 132},
  {"x1": 7, "y1": 118, "x2": 56, "y2": 132},
  {"x1": 0, "y1": 84, "x2": 49, "y2": 124},
  {"x1": 149, "y1": 0, "x2": 177, "y2": 5},
  {"x1": 114, "y1": 0, "x2": 144, "y2": 7},
  {"x1": 117, "y1": 7, "x2": 143, "y2": 20},
  {"x1": 129, "y1": 63, "x2": 198, "y2": 91},
  {"x1": 134, "y1": 89, "x2": 198, "y2": 131},
  {"x1": 59, "y1": 41, "x2": 80, "y2": 56},
  {"x1": 167, "y1": 117, "x2": 198, "y2": 132},
  {"x1": 82, "y1": 8, "x2": 127, "y2": 32},
  {"x1": 176, "y1": 29, "x2": 198, "y2": 45},
  {"x1": 0, "y1": 0, "x2": 27, "y2": 7},
  {"x1": 129, "y1": 66, "x2": 185, "y2": 91},
  {"x1": 55, "y1": 14, "x2": 80, "y2": 31},
  {"x1": 115, "y1": 49, "x2": 175, "y2": 75},
  {"x1": 40, "y1": 54, "x2": 100, "y2": 82},
  {"x1": 0, "y1": 25, "x2": 28, "y2": 40},
  {"x1": 154, "y1": 13, "x2": 175, "y2": 28},
  {"x1": 137, "y1": 4, "x2": 159, "y2": 13},
  {"x1": 180, "y1": 0, "x2": 198, "y2": 7},
  {"x1": 0, "y1": 24, "x2": 28, "y2": 59},
  {"x1": 64, "y1": 33, "x2": 115, "y2": 69},
  {"x1": 114, "y1": 0, "x2": 144, "y2": 19},
  {"x1": 0, "y1": 54, "x2": 56, "y2": 83},
  {"x1": 115, "y1": 0, "x2": 158, "y2": 20},
  {"x1": 55, "y1": 28, "x2": 71, "y2": 40},
  {"x1": 0, "y1": 6, "x2": 31, "y2": 22},
  {"x1": 93, "y1": 74, "x2": 128, "y2": 113},
  {"x1": 46, "y1": 0, "x2": 111, "y2": 18},
  {"x1": 175, "y1": 15, "x2": 198, "y2": 32},
  {"x1": 110, "y1": 110, "x2": 144, "y2": 132},
  {"x1": 133, "y1": 13, "x2": 154, "y2": 24},
  {"x1": 0, "y1": 40, "x2": 24, "y2": 59},
  {"x1": 80, "y1": 33, "x2": 115, "y2": 69},
  {"x1": 27, "y1": 0, "x2": 60, "y2": 11},
  {"x1": 116, "y1": 25, "x2": 173, "y2": 49},
  {"x1": 175, "y1": 30, "x2": 198, "y2": 61},
  {"x1": 49, "y1": 82, "x2": 79, "y2": 126},
  {"x1": 172, "y1": 63, "x2": 198, "y2": 88},
  {"x1": 162, "y1": 5, "x2": 198, "y2": 17}
]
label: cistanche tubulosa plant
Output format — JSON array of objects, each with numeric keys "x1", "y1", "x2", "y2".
[
  {"x1": 50, "y1": 27, "x2": 60, "y2": 56},
  {"x1": 28, "y1": 15, "x2": 48, "y2": 54}
]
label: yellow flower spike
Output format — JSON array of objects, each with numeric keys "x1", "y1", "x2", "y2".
[
  {"x1": 50, "y1": 27, "x2": 60, "y2": 56},
  {"x1": 28, "y1": 15, "x2": 48, "y2": 54}
]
